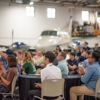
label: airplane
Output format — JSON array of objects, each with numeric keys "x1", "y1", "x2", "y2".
[
  {"x1": 36, "y1": 15, "x2": 100, "y2": 52},
  {"x1": 9, "y1": 42, "x2": 29, "y2": 51},
  {"x1": 0, "y1": 42, "x2": 42, "y2": 53},
  {"x1": 36, "y1": 16, "x2": 73, "y2": 51}
]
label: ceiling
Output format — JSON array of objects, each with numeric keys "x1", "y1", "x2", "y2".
[{"x1": 1, "y1": 0, "x2": 100, "y2": 8}]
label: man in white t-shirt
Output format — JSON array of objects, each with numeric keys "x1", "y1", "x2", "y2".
[{"x1": 28, "y1": 51, "x2": 62, "y2": 100}]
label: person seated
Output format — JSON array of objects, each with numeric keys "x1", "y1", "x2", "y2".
[
  {"x1": 0, "y1": 51, "x2": 9, "y2": 70},
  {"x1": 21, "y1": 52, "x2": 36, "y2": 74},
  {"x1": 67, "y1": 52, "x2": 78, "y2": 74},
  {"x1": 57, "y1": 52, "x2": 69, "y2": 75},
  {"x1": 15, "y1": 51, "x2": 23, "y2": 66},
  {"x1": 28, "y1": 51, "x2": 62, "y2": 100},
  {"x1": 77, "y1": 51, "x2": 86, "y2": 64},
  {"x1": 82, "y1": 42, "x2": 90, "y2": 51},
  {"x1": 34, "y1": 50, "x2": 44, "y2": 66},
  {"x1": 53, "y1": 50, "x2": 58, "y2": 66},
  {"x1": 56, "y1": 45, "x2": 62, "y2": 53},
  {"x1": 63, "y1": 49, "x2": 70, "y2": 60},
  {"x1": 94, "y1": 50, "x2": 100, "y2": 65},
  {"x1": 1, "y1": 49, "x2": 21, "y2": 75},
  {"x1": 93, "y1": 43, "x2": 100, "y2": 51},
  {"x1": 70, "y1": 52, "x2": 100, "y2": 100},
  {"x1": 75, "y1": 45, "x2": 82, "y2": 60},
  {"x1": 0, "y1": 55, "x2": 18, "y2": 99},
  {"x1": 82, "y1": 50, "x2": 91, "y2": 68}
]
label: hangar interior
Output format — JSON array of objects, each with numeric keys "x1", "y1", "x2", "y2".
[
  {"x1": 0, "y1": 0, "x2": 100, "y2": 47},
  {"x1": 1, "y1": 1, "x2": 100, "y2": 100}
]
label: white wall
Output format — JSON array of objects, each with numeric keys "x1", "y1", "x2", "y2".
[{"x1": 0, "y1": 1, "x2": 99, "y2": 46}]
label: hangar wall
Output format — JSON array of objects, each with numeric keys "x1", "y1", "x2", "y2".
[{"x1": 0, "y1": 1, "x2": 98, "y2": 46}]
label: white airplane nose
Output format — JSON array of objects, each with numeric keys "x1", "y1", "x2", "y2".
[{"x1": 36, "y1": 36, "x2": 58, "y2": 50}]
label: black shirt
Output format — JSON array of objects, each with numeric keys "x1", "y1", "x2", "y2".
[
  {"x1": 83, "y1": 46, "x2": 90, "y2": 51},
  {"x1": 78, "y1": 56, "x2": 86, "y2": 64},
  {"x1": 67, "y1": 59, "x2": 78, "y2": 72}
]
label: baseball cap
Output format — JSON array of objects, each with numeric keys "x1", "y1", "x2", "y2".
[{"x1": 5, "y1": 49, "x2": 14, "y2": 55}]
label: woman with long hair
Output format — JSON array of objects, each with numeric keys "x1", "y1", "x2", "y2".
[{"x1": 21, "y1": 52, "x2": 36, "y2": 74}]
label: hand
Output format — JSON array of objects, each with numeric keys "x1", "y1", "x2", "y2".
[
  {"x1": 0, "y1": 65, "x2": 4, "y2": 70},
  {"x1": 35, "y1": 83, "x2": 42, "y2": 88},
  {"x1": 38, "y1": 70, "x2": 41, "y2": 74},
  {"x1": 0, "y1": 65, "x2": 7, "y2": 73},
  {"x1": 76, "y1": 68, "x2": 81, "y2": 75},
  {"x1": 77, "y1": 68, "x2": 86, "y2": 75}
]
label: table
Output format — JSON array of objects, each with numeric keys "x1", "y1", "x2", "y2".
[{"x1": 19, "y1": 74, "x2": 99, "y2": 100}]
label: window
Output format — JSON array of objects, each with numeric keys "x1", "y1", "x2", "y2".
[
  {"x1": 82, "y1": 11, "x2": 89, "y2": 21},
  {"x1": 41, "y1": 31, "x2": 57, "y2": 36},
  {"x1": 47, "y1": 8, "x2": 56, "y2": 18},
  {"x1": 26, "y1": 6, "x2": 35, "y2": 17},
  {"x1": 97, "y1": 12, "x2": 100, "y2": 22}
]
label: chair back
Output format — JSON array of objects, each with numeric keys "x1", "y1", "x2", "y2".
[
  {"x1": 11, "y1": 76, "x2": 18, "y2": 94},
  {"x1": 96, "y1": 78, "x2": 100, "y2": 97},
  {"x1": 41, "y1": 79, "x2": 64, "y2": 98}
]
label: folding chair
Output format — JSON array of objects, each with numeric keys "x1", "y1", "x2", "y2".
[
  {"x1": 77, "y1": 78, "x2": 100, "y2": 100},
  {"x1": 0, "y1": 76, "x2": 18, "y2": 100},
  {"x1": 34, "y1": 79, "x2": 65, "y2": 100}
]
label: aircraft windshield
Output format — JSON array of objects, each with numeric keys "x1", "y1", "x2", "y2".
[{"x1": 41, "y1": 31, "x2": 57, "y2": 36}]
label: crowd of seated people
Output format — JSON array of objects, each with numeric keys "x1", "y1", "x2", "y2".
[{"x1": 0, "y1": 41, "x2": 100, "y2": 100}]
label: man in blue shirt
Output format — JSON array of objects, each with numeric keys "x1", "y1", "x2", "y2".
[
  {"x1": 70, "y1": 52, "x2": 100, "y2": 100},
  {"x1": 57, "y1": 52, "x2": 69, "y2": 75},
  {"x1": 82, "y1": 50, "x2": 91, "y2": 68}
]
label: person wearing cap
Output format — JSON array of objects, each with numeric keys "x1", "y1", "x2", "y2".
[
  {"x1": 0, "y1": 49, "x2": 21, "y2": 75},
  {"x1": 1, "y1": 49, "x2": 15, "y2": 70}
]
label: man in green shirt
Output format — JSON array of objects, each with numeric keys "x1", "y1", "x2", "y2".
[{"x1": 35, "y1": 51, "x2": 44, "y2": 66}]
